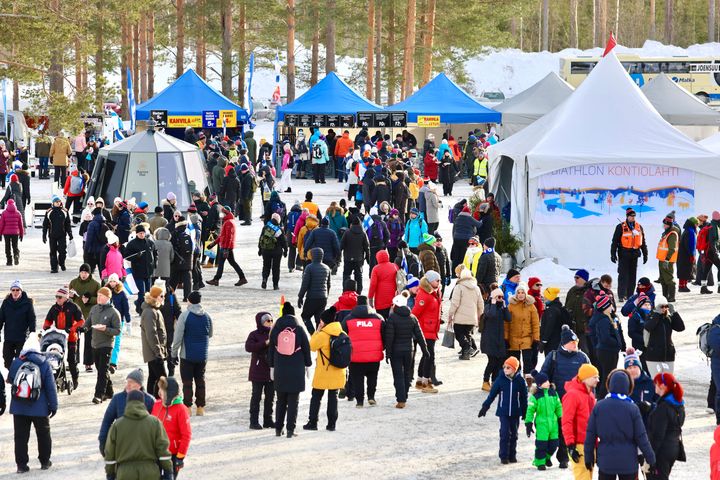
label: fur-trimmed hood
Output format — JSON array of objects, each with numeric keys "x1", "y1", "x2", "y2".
[
  {"x1": 143, "y1": 293, "x2": 163, "y2": 308},
  {"x1": 419, "y1": 277, "x2": 433, "y2": 294},
  {"x1": 510, "y1": 294, "x2": 535, "y2": 306}
]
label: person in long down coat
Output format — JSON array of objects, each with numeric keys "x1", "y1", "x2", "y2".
[
  {"x1": 676, "y1": 217, "x2": 698, "y2": 292},
  {"x1": 268, "y1": 303, "x2": 312, "y2": 438},
  {"x1": 245, "y1": 311, "x2": 275, "y2": 430},
  {"x1": 646, "y1": 372, "x2": 685, "y2": 480},
  {"x1": 481, "y1": 287, "x2": 511, "y2": 391}
]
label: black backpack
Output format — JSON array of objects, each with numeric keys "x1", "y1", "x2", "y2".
[{"x1": 320, "y1": 332, "x2": 352, "y2": 369}]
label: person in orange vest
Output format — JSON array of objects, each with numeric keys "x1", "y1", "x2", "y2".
[
  {"x1": 656, "y1": 211, "x2": 680, "y2": 302},
  {"x1": 611, "y1": 207, "x2": 648, "y2": 302}
]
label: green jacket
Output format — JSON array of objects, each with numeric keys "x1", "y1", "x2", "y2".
[
  {"x1": 524, "y1": 386, "x2": 563, "y2": 441},
  {"x1": 104, "y1": 400, "x2": 173, "y2": 479},
  {"x1": 69, "y1": 275, "x2": 100, "y2": 319}
]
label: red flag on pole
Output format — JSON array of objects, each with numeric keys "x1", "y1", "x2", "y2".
[{"x1": 603, "y1": 32, "x2": 617, "y2": 57}]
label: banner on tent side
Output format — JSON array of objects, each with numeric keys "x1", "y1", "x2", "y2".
[
  {"x1": 534, "y1": 163, "x2": 695, "y2": 226},
  {"x1": 168, "y1": 115, "x2": 202, "y2": 128},
  {"x1": 418, "y1": 115, "x2": 440, "y2": 127}
]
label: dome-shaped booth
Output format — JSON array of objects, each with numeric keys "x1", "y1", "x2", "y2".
[{"x1": 88, "y1": 128, "x2": 209, "y2": 211}]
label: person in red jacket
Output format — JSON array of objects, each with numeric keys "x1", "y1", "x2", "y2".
[
  {"x1": 63, "y1": 169, "x2": 86, "y2": 219},
  {"x1": 0, "y1": 198, "x2": 24, "y2": 265},
  {"x1": 342, "y1": 296, "x2": 384, "y2": 407},
  {"x1": 206, "y1": 207, "x2": 247, "y2": 287},
  {"x1": 561, "y1": 364, "x2": 599, "y2": 480},
  {"x1": 423, "y1": 150, "x2": 439, "y2": 182},
  {"x1": 334, "y1": 279, "x2": 359, "y2": 321},
  {"x1": 152, "y1": 376, "x2": 191, "y2": 478},
  {"x1": 712, "y1": 424, "x2": 720, "y2": 480},
  {"x1": 412, "y1": 270, "x2": 442, "y2": 394},
  {"x1": 368, "y1": 249, "x2": 399, "y2": 319},
  {"x1": 42, "y1": 286, "x2": 84, "y2": 388}
]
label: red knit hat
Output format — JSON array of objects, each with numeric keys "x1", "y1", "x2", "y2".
[
  {"x1": 9, "y1": 174, "x2": 18, "y2": 183},
  {"x1": 528, "y1": 277, "x2": 542, "y2": 290},
  {"x1": 461, "y1": 205, "x2": 471, "y2": 213}
]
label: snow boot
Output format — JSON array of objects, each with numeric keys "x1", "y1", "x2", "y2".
[
  {"x1": 273, "y1": 283, "x2": 279, "y2": 290},
  {"x1": 206, "y1": 278, "x2": 219, "y2": 286},
  {"x1": 415, "y1": 380, "x2": 424, "y2": 390},
  {"x1": 430, "y1": 366, "x2": 443, "y2": 386},
  {"x1": 395, "y1": 402, "x2": 406, "y2": 409},
  {"x1": 263, "y1": 419, "x2": 276, "y2": 429},
  {"x1": 261, "y1": 277, "x2": 268, "y2": 289},
  {"x1": 459, "y1": 352, "x2": 470, "y2": 360},
  {"x1": 235, "y1": 274, "x2": 248, "y2": 287},
  {"x1": 196, "y1": 407, "x2": 205, "y2": 416},
  {"x1": 249, "y1": 422, "x2": 263, "y2": 430},
  {"x1": 421, "y1": 381, "x2": 438, "y2": 394},
  {"x1": 702, "y1": 285, "x2": 713, "y2": 294},
  {"x1": 537, "y1": 465, "x2": 546, "y2": 471},
  {"x1": 5, "y1": 258, "x2": 11, "y2": 266},
  {"x1": 667, "y1": 286, "x2": 676, "y2": 303},
  {"x1": 303, "y1": 421, "x2": 318, "y2": 431},
  {"x1": 482, "y1": 381, "x2": 491, "y2": 392}
]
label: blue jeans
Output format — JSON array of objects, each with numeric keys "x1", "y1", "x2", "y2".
[
  {"x1": 499, "y1": 416, "x2": 520, "y2": 460},
  {"x1": 335, "y1": 156, "x2": 347, "y2": 181},
  {"x1": 134, "y1": 277, "x2": 150, "y2": 314},
  {"x1": 38, "y1": 156, "x2": 49, "y2": 176}
]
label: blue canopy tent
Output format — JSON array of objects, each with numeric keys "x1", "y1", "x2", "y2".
[
  {"x1": 387, "y1": 72, "x2": 501, "y2": 124},
  {"x1": 136, "y1": 69, "x2": 248, "y2": 132},
  {"x1": 271, "y1": 72, "x2": 382, "y2": 162}
]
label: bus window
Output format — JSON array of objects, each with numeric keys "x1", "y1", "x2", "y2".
[
  {"x1": 667, "y1": 62, "x2": 689, "y2": 73},
  {"x1": 622, "y1": 62, "x2": 641, "y2": 74},
  {"x1": 642, "y1": 62, "x2": 660, "y2": 73},
  {"x1": 571, "y1": 62, "x2": 595, "y2": 74}
]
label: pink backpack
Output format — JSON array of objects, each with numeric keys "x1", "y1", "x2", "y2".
[{"x1": 277, "y1": 327, "x2": 299, "y2": 356}]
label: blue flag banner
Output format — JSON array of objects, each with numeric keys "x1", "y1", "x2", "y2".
[{"x1": 127, "y1": 67, "x2": 136, "y2": 132}]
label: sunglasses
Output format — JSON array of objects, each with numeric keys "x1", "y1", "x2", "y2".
[
  {"x1": 55, "y1": 295, "x2": 65, "y2": 299},
  {"x1": 10, "y1": 288, "x2": 20, "y2": 292},
  {"x1": 264, "y1": 319, "x2": 273, "y2": 324},
  {"x1": 660, "y1": 305, "x2": 669, "y2": 309}
]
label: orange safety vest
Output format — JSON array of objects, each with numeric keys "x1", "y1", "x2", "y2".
[
  {"x1": 620, "y1": 221, "x2": 643, "y2": 249},
  {"x1": 656, "y1": 230, "x2": 679, "y2": 263}
]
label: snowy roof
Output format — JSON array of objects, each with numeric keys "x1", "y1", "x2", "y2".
[
  {"x1": 494, "y1": 72, "x2": 574, "y2": 126},
  {"x1": 489, "y1": 52, "x2": 720, "y2": 179},
  {"x1": 641, "y1": 73, "x2": 720, "y2": 126},
  {"x1": 100, "y1": 128, "x2": 200, "y2": 154},
  {"x1": 386, "y1": 73, "x2": 501, "y2": 124}
]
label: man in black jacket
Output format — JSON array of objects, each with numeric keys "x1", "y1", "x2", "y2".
[
  {"x1": 42, "y1": 195, "x2": 73, "y2": 273},
  {"x1": 122, "y1": 224, "x2": 157, "y2": 314},
  {"x1": 170, "y1": 220, "x2": 193, "y2": 302},
  {"x1": 303, "y1": 218, "x2": 340, "y2": 273},
  {"x1": 238, "y1": 164, "x2": 255, "y2": 225},
  {"x1": 298, "y1": 248, "x2": 330, "y2": 334},
  {"x1": 0, "y1": 280, "x2": 36, "y2": 368},
  {"x1": 340, "y1": 217, "x2": 370, "y2": 294}
]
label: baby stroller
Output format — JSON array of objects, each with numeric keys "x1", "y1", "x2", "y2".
[{"x1": 40, "y1": 327, "x2": 73, "y2": 395}]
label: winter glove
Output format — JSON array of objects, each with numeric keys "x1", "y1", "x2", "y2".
[
  {"x1": 537, "y1": 342, "x2": 545, "y2": 354},
  {"x1": 477, "y1": 405, "x2": 489, "y2": 418},
  {"x1": 662, "y1": 260, "x2": 670, "y2": 268},
  {"x1": 297, "y1": 297, "x2": 304, "y2": 308},
  {"x1": 585, "y1": 459, "x2": 594, "y2": 471},
  {"x1": 283, "y1": 250, "x2": 288, "y2": 258},
  {"x1": 106, "y1": 475, "x2": 116, "y2": 480},
  {"x1": 42, "y1": 236, "x2": 47, "y2": 244},
  {"x1": 0, "y1": 396, "x2": 5, "y2": 416},
  {"x1": 49, "y1": 409, "x2": 56, "y2": 418},
  {"x1": 638, "y1": 400, "x2": 653, "y2": 415},
  {"x1": 531, "y1": 340, "x2": 540, "y2": 351},
  {"x1": 444, "y1": 276, "x2": 451, "y2": 286},
  {"x1": 170, "y1": 357, "x2": 179, "y2": 367},
  {"x1": 258, "y1": 250, "x2": 262, "y2": 257},
  {"x1": 610, "y1": 254, "x2": 617, "y2": 264},
  {"x1": 525, "y1": 423, "x2": 534, "y2": 438},
  {"x1": 173, "y1": 455, "x2": 185, "y2": 472},
  {"x1": 637, "y1": 454, "x2": 645, "y2": 466},
  {"x1": 643, "y1": 254, "x2": 648, "y2": 264},
  {"x1": 161, "y1": 469, "x2": 174, "y2": 480},
  {"x1": 69, "y1": 236, "x2": 73, "y2": 241},
  {"x1": 567, "y1": 445, "x2": 582, "y2": 464}
]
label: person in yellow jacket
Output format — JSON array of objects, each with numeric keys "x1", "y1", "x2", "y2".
[
  {"x1": 296, "y1": 215, "x2": 319, "y2": 267},
  {"x1": 462, "y1": 236, "x2": 483, "y2": 275},
  {"x1": 304, "y1": 307, "x2": 346, "y2": 431},
  {"x1": 657, "y1": 211, "x2": 680, "y2": 302},
  {"x1": 506, "y1": 283, "x2": 540, "y2": 380}
]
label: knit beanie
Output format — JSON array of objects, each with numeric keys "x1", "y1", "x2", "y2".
[
  {"x1": 424, "y1": 270, "x2": 441, "y2": 283},
  {"x1": 595, "y1": 293, "x2": 612, "y2": 311},
  {"x1": 575, "y1": 269, "x2": 590, "y2": 282},
  {"x1": 127, "y1": 390, "x2": 145, "y2": 403},
  {"x1": 577, "y1": 364, "x2": 599, "y2": 382},
  {"x1": 484, "y1": 237, "x2": 496, "y2": 249},
  {"x1": 653, "y1": 295, "x2": 669, "y2": 313},
  {"x1": 79, "y1": 263, "x2": 91, "y2": 273},
  {"x1": 543, "y1": 287, "x2": 560, "y2": 302},
  {"x1": 528, "y1": 277, "x2": 542, "y2": 290},
  {"x1": 533, "y1": 370, "x2": 549, "y2": 387},
  {"x1": 515, "y1": 282, "x2": 529, "y2": 294},
  {"x1": 405, "y1": 275, "x2": 420, "y2": 289},
  {"x1": 506, "y1": 269, "x2": 520, "y2": 280},
  {"x1": 560, "y1": 325, "x2": 578, "y2": 346},
  {"x1": 10, "y1": 279, "x2": 22, "y2": 291},
  {"x1": 623, "y1": 348, "x2": 642, "y2": 369},
  {"x1": 188, "y1": 291, "x2": 202, "y2": 304},
  {"x1": 126, "y1": 368, "x2": 144, "y2": 386},
  {"x1": 56, "y1": 286, "x2": 69, "y2": 298},
  {"x1": 503, "y1": 356, "x2": 520, "y2": 373},
  {"x1": 343, "y1": 279, "x2": 357, "y2": 292}
]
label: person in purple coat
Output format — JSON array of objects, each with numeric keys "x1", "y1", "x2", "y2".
[{"x1": 245, "y1": 311, "x2": 275, "y2": 430}]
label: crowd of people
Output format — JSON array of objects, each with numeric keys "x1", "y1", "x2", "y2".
[{"x1": 0, "y1": 124, "x2": 717, "y2": 479}]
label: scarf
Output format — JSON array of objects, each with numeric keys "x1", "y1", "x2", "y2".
[{"x1": 606, "y1": 392, "x2": 634, "y2": 403}]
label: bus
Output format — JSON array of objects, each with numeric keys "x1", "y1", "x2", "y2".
[{"x1": 560, "y1": 55, "x2": 720, "y2": 104}]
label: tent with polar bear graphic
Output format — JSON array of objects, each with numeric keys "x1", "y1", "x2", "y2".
[{"x1": 488, "y1": 52, "x2": 720, "y2": 267}]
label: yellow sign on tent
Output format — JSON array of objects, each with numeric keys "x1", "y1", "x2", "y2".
[
  {"x1": 168, "y1": 115, "x2": 202, "y2": 128},
  {"x1": 219, "y1": 110, "x2": 237, "y2": 128},
  {"x1": 417, "y1": 115, "x2": 441, "y2": 127}
]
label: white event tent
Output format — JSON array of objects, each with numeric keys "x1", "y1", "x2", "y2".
[
  {"x1": 494, "y1": 72, "x2": 574, "y2": 138},
  {"x1": 488, "y1": 52, "x2": 720, "y2": 267}
]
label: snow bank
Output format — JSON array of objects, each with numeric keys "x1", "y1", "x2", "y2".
[{"x1": 520, "y1": 258, "x2": 573, "y2": 285}]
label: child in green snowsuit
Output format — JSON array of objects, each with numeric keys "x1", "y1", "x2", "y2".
[{"x1": 524, "y1": 371, "x2": 563, "y2": 470}]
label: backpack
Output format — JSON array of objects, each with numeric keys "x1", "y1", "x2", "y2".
[
  {"x1": 368, "y1": 221, "x2": 384, "y2": 243},
  {"x1": 287, "y1": 210, "x2": 301, "y2": 232},
  {"x1": 287, "y1": 155, "x2": 295, "y2": 169},
  {"x1": 250, "y1": 174, "x2": 259, "y2": 193},
  {"x1": 277, "y1": 327, "x2": 299, "y2": 356},
  {"x1": 448, "y1": 207, "x2": 456, "y2": 224},
  {"x1": 408, "y1": 182, "x2": 420, "y2": 200},
  {"x1": 297, "y1": 139, "x2": 308, "y2": 154},
  {"x1": 395, "y1": 269, "x2": 407, "y2": 295},
  {"x1": 259, "y1": 224, "x2": 279, "y2": 250},
  {"x1": 312, "y1": 142, "x2": 323, "y2": 160},
  {"x1": 69, "y1": 175, "x2": 84, "y2": 194},
  {"x1": 320, "y1": 332, "x2": 352, "y2": 368},
  {"x1": 697, "y1": 322, "x2": 719, "y2": 357},
  {"x1": 12, "y1": 358, "x2": 42, "y2": 401}
]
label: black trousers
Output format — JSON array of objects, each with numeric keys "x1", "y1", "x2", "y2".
[
  {"x1": 418, "y1": 339, "x2": 436, "y2": 379},
  {"x1": 454, "y1": 324, "x2": 474, "y2": 353},
  {"x1": 343, "y1": 260, "x2": 364, "y2": 294},
  {"x1": 596, "y1": 349, "x2": 618, "y2": 398},
  {"x1": 180, "y1": 359, "x2": 207, "y2": 407},
  {"x1": 147, "y1": 357, "x2": 168, "y2": 398},
  {"x1": 313, "y1": 163, "x2": 325, "y2": 183},
  {"x1": 65, "y1": 196, "x2": 82, "y2": 219},
  {"x1": 428, "y1": 222, "x2": 439, "y2": 235},
  {"x1": 262, "y1": 252, "x2": 282, "y2": 286},
  {"x1": 598, "y1": 473, "x2": 637, "y2": 480},
  {"x1": 483, "y1": 355, "x2": 504, "y2": 382},
  {"x1": 191, "y1": 254, "x2": 204, "y2": 289},
  {"x1": 14, "y1": 415, "x2": 51, "y2": 467},
  {"x1": 3, "y1": 341, "x2": 23, "y2": 369},
  {"x1": 450, "y1": 241, "x2": 469, "y2": 273},
  {"x1": 170, "y1": 269, "x2": 191, "y2": 301},
  {"x1": 308, "y1": 388, "x2": 338, "y2": 427},
  {"x1": 53, "y1": 166, "x2": 66, "y2": 186},
  {"x1": 67, "y1": 342, "x2": 79, "y2": 381},
  {"x1": 275, "y1": 391, "x2": 299, "y2": 433},
  {"x1": 93, "y1": 346, "x2": 113, "y2": 399},
  {"x1": 617, "y1": 250, "x2": 639, "y2": 300},
  {"x1": 250, "y1": 381, "x2": 274, "y2": 424},
  {"x1": 48, "y1": 236, "x2": 67, "y2": 271},
  {"x1": 508, "y1": 349, "x2": 535, "y2": 375},
  {"x1": 301, "y1": 298, "x2": 327, "y2": 334},
  {"x1": 348, "y1": 362, "x2": 379, "y2": 405},
  {"x1": 83, "y1": 329, "x2": 93, "y2": 365},
  {"x1": 214, "y1": 248, "x2": 244, "y2": 281},
  {"x1": 287, "y1": 233, "x2": 297, "y2": 271},
  {"x1": 4, "y1": 234, "x2": 19, "y2": 262},
  {"x1": 390, "y1": 352, "x2": 413, "y2": 402}
]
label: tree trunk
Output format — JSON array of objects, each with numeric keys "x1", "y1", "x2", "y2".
[
  {"x1": 12, "y1": 79, "x2": 18, "y2": 111},
  {"x1": 541, "y1": 0, "x2": 549, "y2": 50},
  {"x1": 374, "y1": 2, "x2": 382, "y2": 102},
  {"x1": 197, "y1": 0, "x2": 206, "y2": 78},
  {"x1": 287, "y1": 0, "x2": 296, "y2": 102},
  {"x1": 220, "y1": 0, "x2": 233, "y2": 97},
  {"x1": 598, "y1": 0, "x2": 607, "y2": 45},
  {"x1": 237, "y1": 0, "x2": 246, "y2": 105},
  {"x1": 710, "y1": 0, "x2": 716, "y2": 42},
  {"x1": 132, "y1": 23, "x2": 139, "y2": 101},
  {"x1": 401, "y1": 0, "x2": 416, "y2": 100},
  {"x1": 614, "y1": 0, "x2": 620, "y2": 39},
  {"x1": 95, "y1": 8, "x2": 104, "y2": 110},
  {"x1": 592, "y1": 0, "x2": 597, "y2": 46},
  {"x1": 366, "y1": 0, "x2": 375, "y2": 98},
  {"x1": 139, "y1": 16, "x2": 147, "y2": 102},
  {"x1": 147, "y1": 12, "x2": 155, "y2": 98},
  {"x1": 325, "y1": 0, "x2": 336, "y2": 74},
  {"x1": 648, "y1": 0, "x2": 656, "y2": 39},
  {"x1": 310, "y1": 0, "x2": 319, "y2": 86},
  {"x1": 47, "y1": 0, "x2": 63, "y2": 94},
  {"x1": 665, "y1": 0, "x2": 673, "y2": 44},
  {"x1": 570, "y1": 0, "x2": 578, "y2": 48},
  {"x1": 176, "y1": 0, "x2": 185, "y2": 78},
  {"x1": 387, "y1": 0, "x2": 396, "y2": 104},
  {"x1": 75, "y1": 39, "x2": 82, "y2": 91},
  {"x1": 121, "y1": 19, "x2": 130, "y2": 116},
  {"x1": 421, "y1": 0, "x2": 436, "y2": 86}
]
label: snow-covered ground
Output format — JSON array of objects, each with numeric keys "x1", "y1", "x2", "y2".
[{"x1": 0, "y1": 174, "x2": 715, "y2": 479}]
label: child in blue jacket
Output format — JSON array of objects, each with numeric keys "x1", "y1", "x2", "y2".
[{"x1": 478, "y1": 356, "x2": 528, "y2": 464}]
